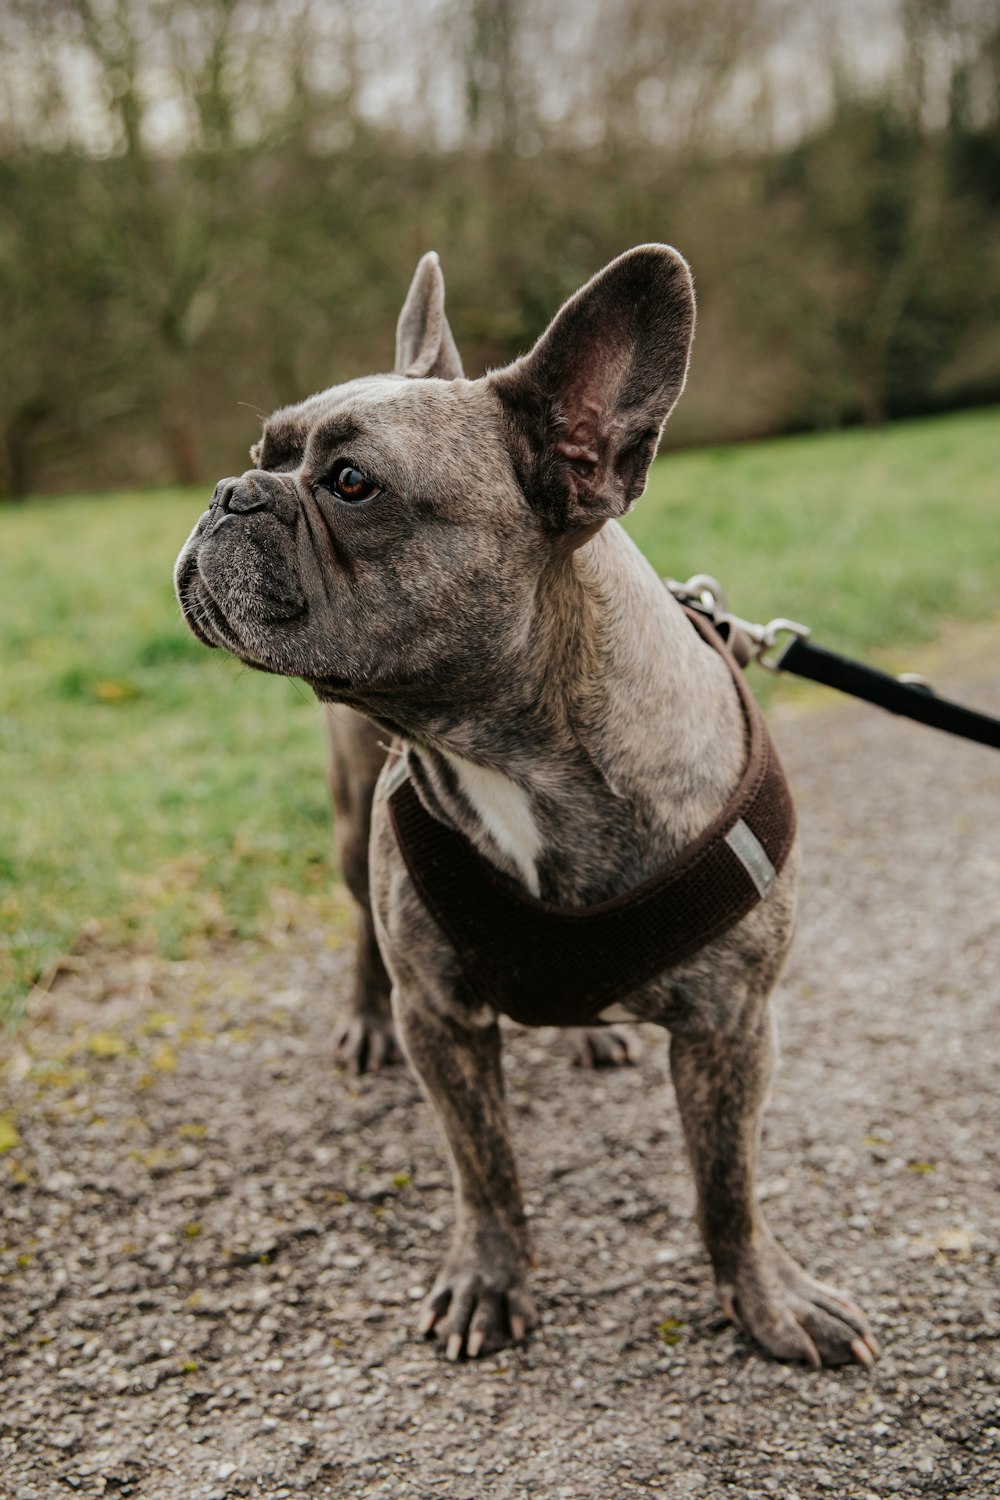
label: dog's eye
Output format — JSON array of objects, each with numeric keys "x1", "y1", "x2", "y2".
[{"x1": 327, "y1": 461, "x2": 383, "y2": 505}]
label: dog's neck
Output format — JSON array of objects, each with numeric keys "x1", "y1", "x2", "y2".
[{"x1": 388, "y1": 524, "x2": 746, "y2": 906}]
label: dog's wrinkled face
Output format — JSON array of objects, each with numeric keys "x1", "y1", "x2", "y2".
[
  {"x1": 175, "y1": 245, "x2": 696, "y2": 718},
  {"x1": 175, "y1": 373, "x2": 542, "y2": 701}
]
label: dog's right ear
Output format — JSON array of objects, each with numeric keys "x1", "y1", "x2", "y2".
[
  {"x1": 395, "y1": 251, "x2": 464, "y2": 380},
  {"x1": 490, "y1": 245, "x2": 695, "y2": 533}
]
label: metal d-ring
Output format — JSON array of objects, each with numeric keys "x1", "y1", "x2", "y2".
[{"x1": 673, "y1": 573, "x2": 728, "y2": 614}]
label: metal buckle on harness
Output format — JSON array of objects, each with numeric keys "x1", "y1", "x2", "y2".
[{"x1": 665, "y1": 574, "x2": 811, "y2": 671}]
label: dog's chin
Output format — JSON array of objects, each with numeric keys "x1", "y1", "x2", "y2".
[{"x1": 304, "y1": 674, "x2": 364, "y2": 703}]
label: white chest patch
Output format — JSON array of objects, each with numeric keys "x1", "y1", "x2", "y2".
[{"x1": 445, "y1": 753, "x2": 543, "y2": 896}]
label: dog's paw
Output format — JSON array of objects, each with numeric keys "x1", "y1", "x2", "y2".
[
  {"x1": 718, "y1": 1236, "x2": 880, "y2": 1368},
  {"x1": 417, "y1": 1253, "x2": 538, "y2": 1360},
  {"x1": 565, "y1": 1025, "x2": 638, "y2": 1069},
  {"x1": 332, "y1": 1010, "x2": 401, "y2": 1075}
]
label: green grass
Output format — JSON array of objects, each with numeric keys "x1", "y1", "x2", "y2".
[
  {"x1": 1, "y1": 487, "x2": 345, "y2": 1022},
  {"x1": 2, "y1": 407, "x2": 999, "y2": 1022},
  {"x1": 627, "y1": 407, "x2": 1000, "y2": 656}
]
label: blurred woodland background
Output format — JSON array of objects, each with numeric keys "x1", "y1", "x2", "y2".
[{"x1": 1, "y1": 0, "x2": 999, "y2": 498}]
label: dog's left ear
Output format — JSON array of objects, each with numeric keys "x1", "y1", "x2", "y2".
[
  {"x1": 395, "y1": 251, "x2": 465, "y2": 380},
  {"x1": 491, "y1": 244, "x2": 695, "y2": 532}
]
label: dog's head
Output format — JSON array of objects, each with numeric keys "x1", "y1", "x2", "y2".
[{"x1": 174, "y1": 246, "x2": 695, "y2": 722}]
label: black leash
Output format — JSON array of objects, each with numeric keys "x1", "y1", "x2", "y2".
[
  {"x1": 668, "y1": 575, "x2": 1000, "y2": 753},
  {"x1": 772, "y1": 634, "x2": 1000, "y2": 750}
]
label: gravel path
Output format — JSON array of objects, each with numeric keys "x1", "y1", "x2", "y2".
[{"x1": 2, "y1": 629, "x2": 999, "y2": 1500}]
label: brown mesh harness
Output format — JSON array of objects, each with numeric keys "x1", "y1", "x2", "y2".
[{"x1": 388, "y1": 608, "x2": 796, "y2": 1028}]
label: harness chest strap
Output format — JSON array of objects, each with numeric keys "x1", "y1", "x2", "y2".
[{"x1": 387, "y1": 608, "x2": 797, "y2": 1029}]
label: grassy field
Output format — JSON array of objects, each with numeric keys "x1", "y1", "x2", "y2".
[
  {"x1": 2, "y1": 406, "x2": 999, "y2": 1023},
  {"x1": 629, "y1": 407, "x2": 1000, "y2": 652}
]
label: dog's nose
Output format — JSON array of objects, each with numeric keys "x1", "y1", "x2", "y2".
[
  {"x1": 213, "y1": 475, "x2": 269, "y2": 514},
  {"x1": 211, "y1": 471, "x2": 299, "y2": 524}
]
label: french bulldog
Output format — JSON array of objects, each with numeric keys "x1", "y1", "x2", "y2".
[{"x1": 174, "y1": 246, "x2": 878, "y2": 1367}]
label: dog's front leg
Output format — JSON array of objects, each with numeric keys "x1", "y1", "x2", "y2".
[
  {"x1": 669, "y1": 997, "x2": 880, "y2": 1368},
  {"x1": 394, "y1": 986, "x2": 538, "y2": 1360},
  {"x1": 325, "y1": 707, "x2": 398, "y2": 1074}
]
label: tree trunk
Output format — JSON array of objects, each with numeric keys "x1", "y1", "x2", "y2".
[{"x1": 2, "y1": 398, "x2": 51, "y2": 499}]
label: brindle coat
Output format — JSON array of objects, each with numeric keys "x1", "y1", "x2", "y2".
[{"x1": 174, "y1": 247, "x2": 878, "y2": 1368}]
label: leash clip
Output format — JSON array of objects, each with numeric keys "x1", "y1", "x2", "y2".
[
  {"x1": 756, "y1": 618, "x2": 813, "y2": 672},
  {"x1": 665, "y1": 574, "x2": 1000, "y2": 750},
  {"x1": 667, "y1": 575, "x2": 811, "y2": 670}
]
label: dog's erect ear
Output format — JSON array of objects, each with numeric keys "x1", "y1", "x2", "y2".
[
  {"x1": 395, "y1": 251, "x2": 465, "y2": 380},
  {"x1": 490, "y1": 245, "x2": 695, "y2": 531}
]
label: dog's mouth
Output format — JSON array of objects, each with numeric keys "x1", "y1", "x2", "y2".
[
  {"x1": 174, "y1": 546, "x2": 231, "y2": 652},
  {"x1": 175, "y1": 505, "x2": 311, "y2": 655}
]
